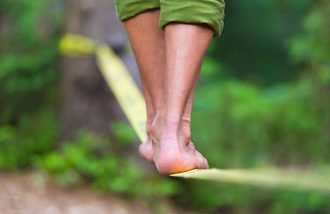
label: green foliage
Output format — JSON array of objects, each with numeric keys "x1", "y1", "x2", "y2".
[
  {"x1": 210, "y1": 0, "x2": 313, "y2": 84},
  {"x1": 0, "y1": 0, "x2": 61, "y2": 170},
  {"x1": 185, "y1": 77, "x2": 330, "y2": 211},
  {"x1": 111, "y1": 121, "x2": 139, "y2": 145},
  {"x1": 35, "y1": 131, "x2": 180, "y2": 199},
  {"x1": 290, "y1": 3, "x2": 330, "y2": 65},
  {"x1": 193, "y1": 78, "x2": 328, "y2": 168},
  {"x1": 0, "y1": 0, "x2": 62, "y2": 123},
  {"x1": 0, "y1": 108, "x2": 58, "y2": 170}
]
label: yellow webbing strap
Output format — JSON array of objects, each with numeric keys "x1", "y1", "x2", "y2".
[
  {"x1": 96, "y1": 45, "x2": 147, "y2": 143},
  {"x1": 60, "y1": 34, "x2": 96, "y2": 56},
  {"x1": 171, "y1": 168, "x2": 330, "y2": 193},
  {"x1": 60, "y1": 34, "x2": 330, "y2": 193}
]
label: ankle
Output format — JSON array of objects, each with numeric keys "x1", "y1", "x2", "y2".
[
  {"x1": 178, "y1": 116, "x2": 191, "y2": 144},
  {"x1": 146, "y1": 120, "x2": 153, "y2": 137},
  {"x1": 150, "y1": 114, "x2": 179, "y2": 145},
  {"x1": 155, "y1": 110, "x2": 181, "y2": 129}
]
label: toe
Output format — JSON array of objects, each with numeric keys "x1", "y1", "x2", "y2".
[
  {"x1": 139, "y1": 142, "x2": 154, "y2": 163},
  {"x1": 188, "y1": 141, "x2": 196, "y2": 151},
  {"x1": 194, "y1": 150, "x2": 209, "y2": 169}
]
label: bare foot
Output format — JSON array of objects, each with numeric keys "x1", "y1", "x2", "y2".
[
  {"x1": 139, "y1": 121, "x2": 154, "y2": 162},
  {"x1": 139, "y1": 138, "x2": 154, "y2": 163},
  {"x1": 150, "y1": 113, "x2": 208, "y2": 175}
]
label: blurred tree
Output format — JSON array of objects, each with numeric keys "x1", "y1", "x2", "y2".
[{"x1": 61, "y1": 0, "x2": 139, "y2": 140}]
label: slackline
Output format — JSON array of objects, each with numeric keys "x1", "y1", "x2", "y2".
[{"x1": 60, "y1": 34, "x2": 330, "y2": 193}]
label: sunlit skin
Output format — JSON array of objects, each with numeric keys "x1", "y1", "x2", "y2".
[{"x1": 124, "y1": 10, "x2": 213, "y2": 174}]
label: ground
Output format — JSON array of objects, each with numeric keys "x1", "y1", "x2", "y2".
[{"x1": 0, "y1": 171, "x2": 192, "y2": 214}]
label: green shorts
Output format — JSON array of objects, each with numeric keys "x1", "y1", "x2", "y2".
[{"x1": 115, "y1": 0, "x2": 225, "y2": 37}]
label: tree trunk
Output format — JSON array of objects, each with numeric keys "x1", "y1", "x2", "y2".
[{"x1": 60, "y1": 0, "x2": 139, "y2": 141}]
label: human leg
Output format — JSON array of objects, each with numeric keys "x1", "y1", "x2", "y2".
[
  {"x1": 124, "y1": 11, "x2": 203, "y2": 165},
  {"x1": 123, "y1": 10, "x2": 165, "y2": 162},
  {"x1": 149, "y1": 0, "x2": 225, "y2": 174},
  {"x1": 150, "y1": 23, "x2": 213, "y2": 174},
  {"x1": 115, "y1": 0, "x2": 225, "y2": 174}
]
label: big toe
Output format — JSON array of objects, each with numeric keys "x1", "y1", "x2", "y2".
[
  {"x1": 139, "y1": 143, "x2": 154, "y2": 163},
  {"x1": 194, "y1": 150, "x2": 209, "y2": 169}
]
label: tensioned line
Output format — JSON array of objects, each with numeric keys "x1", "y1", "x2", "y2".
[{"x1": 60, "y1": 34, "x2": 330, "y2": 193}]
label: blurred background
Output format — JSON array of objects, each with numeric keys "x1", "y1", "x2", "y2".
[{"x1": 0, "y1": 0, "x2": 329, "y2": 213}]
